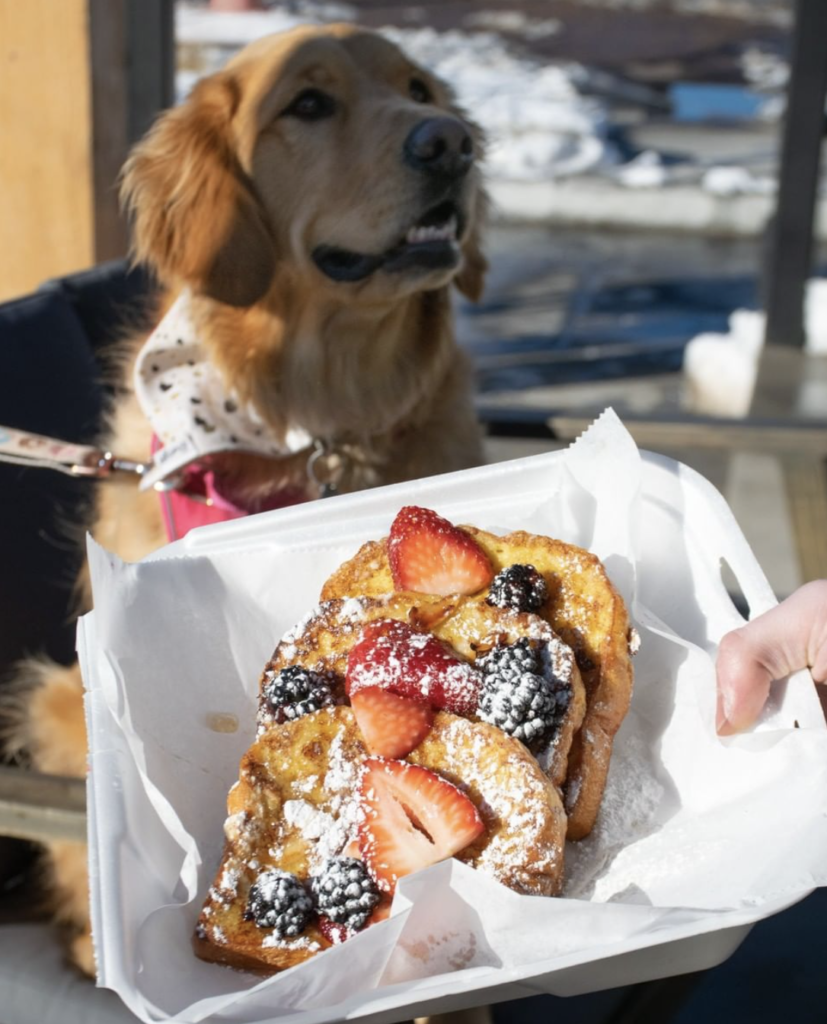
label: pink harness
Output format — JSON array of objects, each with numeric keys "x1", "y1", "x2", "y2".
[{"x1": 151, "y1": 437, "x2": 308, "y2": 542}]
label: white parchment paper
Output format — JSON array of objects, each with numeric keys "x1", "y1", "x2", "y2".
[{"x1": 78, "y1": 410, "x2": 827, "y2": 1024}]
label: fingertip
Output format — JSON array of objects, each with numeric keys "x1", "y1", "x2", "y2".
[
  {"x1": 716, "y1": 704, "x2": 758, "y2": 736},
  {"x1": 715, "y1": 693, "x2": 731, "y2": 735},
  {"x1": 715, "y1": 629, "x2": 771, "y2": 735},
  {"x1": 715, "y1": 678, "x2": 764, "y2": 735},
  {"x1": 716, "y1": 688, "x2": 754, "y2": 735}
]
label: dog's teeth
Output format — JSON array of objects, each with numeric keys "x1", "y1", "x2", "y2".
[{"x1": 405, "y1": 217, "x2": 459, "y2": 245}]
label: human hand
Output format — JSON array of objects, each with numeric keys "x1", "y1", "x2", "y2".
[{"x1": 716, "y1": 579, "x2": 827, "y2": 735}]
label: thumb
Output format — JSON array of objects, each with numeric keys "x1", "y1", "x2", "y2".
[
  {"x1": 716, "y1": 580, "x2": 827, "y2": 734},
  {"x1": 716, "y1": 628, "x2": 773, "y2": 735}
]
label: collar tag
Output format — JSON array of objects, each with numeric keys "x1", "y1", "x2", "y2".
[{"x1": 307, "y1": 439, "x2": 346, "y2": 498}]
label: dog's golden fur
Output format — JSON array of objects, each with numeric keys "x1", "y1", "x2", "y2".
[{"x1": 9, "y1": 24, "x2": 487, "y2": 975}]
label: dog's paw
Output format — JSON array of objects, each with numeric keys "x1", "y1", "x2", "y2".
[
  {"x1": 49, "y1": 839, "x2": 95, "y2": 977},
  {"x1": 22, "y1": 659, "x2": 87, "y2": 777},
  {"x1": 69, "y1": 925, "x2": 96, "y2": 978}
]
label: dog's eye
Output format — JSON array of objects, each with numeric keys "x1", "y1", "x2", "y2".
[
  {"x1": 409, "y1": 78, "x2": 431, "y2": 104},
  {"x1": 283, "y1": 88, "x2": 336, "y2": 121}
]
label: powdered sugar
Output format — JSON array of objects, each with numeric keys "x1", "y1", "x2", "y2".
[
  {"x1": 223, "y1": 811, "x2": 246, "y2": 842},
  {"x1": 259, "y1": 933, "x2": 321, "y2": 954},
  {"x1": 297, "y1": 774, "x2": 319, "y2": 793},
  {"x1": 219, "y1": 865, "x2": 240, "y2": 894},
  {"x1": 283, "y1": 800, "x2": 335, "y2": 841},
  {"x1": 261, "y1": 933, "x2": 322, "y2": 952},
  {"x1": 340, "y1": 597, "x2": 367, "y2": 620},
  {"x1": 412, "y1": 715, "x2": 564, "y2": 894},
  {"x1": 265, "y1": 723, "x2": 365, "y2": 875},
  {"x1": 279, "y1": 604, "x2": 325, "y2": 646},
  {"x1": 564, "y1": 731, "x2": 664, "y2": 899},
  {"x1": 564, "y1": 775, "x2": 582, "y2": 813},
  {"x1": 347, "y1": 618, "x2": 482, "y2": 713}
]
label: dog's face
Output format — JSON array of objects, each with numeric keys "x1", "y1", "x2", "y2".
[{"x1": 122, "y1": 25, "x2": 487, "y2": 308}]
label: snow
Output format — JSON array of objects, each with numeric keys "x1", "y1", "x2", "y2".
[
  {"x1": 805, "y1": 279, "x2": 827, "y2": 356},
  {"x1": 682, "y1": 281, "x2": 827, "y2": 417},
  {"x1": 614, "y1": 151, "x2": 668, "y2": 189},
  {"x1": 463, "y1": 10, "x2": 563, "y2": 40},
  {"x1": 379, "y1": 25, "x2": 616, "y2": 181},
  {"x1": 176, "y1": 3, "x2": 617, "y2": 183},
  {"x1": 702, "y1": 166, "x2": 775, "y2": 197},
  {"x1": 174, "y1": 3, "x2": 825, "y2": 205},
  {"x1": 176, "y1": 3, "x2": 355, "y2": 44},
  {"x1": 683, "y1": 310, "x2": 764, "y2": 418}
]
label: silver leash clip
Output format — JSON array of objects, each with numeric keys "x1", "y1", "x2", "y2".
[{"x1": 0, "y1": 425, "x2": 147, "y2": 479}]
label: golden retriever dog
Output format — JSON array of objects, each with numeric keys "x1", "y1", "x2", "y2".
[{"x1": 11, "y1": 23, "x2": 487, "y2": 976}]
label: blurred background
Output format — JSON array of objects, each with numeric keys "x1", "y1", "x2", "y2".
[{"x1": 3, "y1": 0, "x2": 826, "y2": 601}]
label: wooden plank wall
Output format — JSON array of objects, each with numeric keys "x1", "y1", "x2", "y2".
[{"x1": 0, "y1": 0, "x2": 174, "y2": 302}]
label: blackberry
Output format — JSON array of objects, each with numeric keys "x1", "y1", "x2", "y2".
[
  {"x1": 476, "y1": 637, "x2": 570, "y2": 745},
  {"x1": 311, "y1": 857, "x2": 380, "y2": 933},
  {"x1": 487, "y1": 564, "x2": 548, "y2": 613},
  {"x1": 263, "y1": 665, "x2": 336, "y2": 722},
  {"x1": 245, "y1": 869, "x2": 313, "y2": 936}
]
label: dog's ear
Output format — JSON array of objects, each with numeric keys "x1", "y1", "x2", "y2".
[
  {"x1": 451, "y1": 113, "x2": 488, "y2": 303},
  {"x1": 453, "y1": 189, "x2": 488, "y2": 303},
  {"x1": 120, "y1": 74, "x2": 275, "y2": 308}
]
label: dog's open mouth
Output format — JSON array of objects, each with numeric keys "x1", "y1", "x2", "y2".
[{"x1": 312, "y1": 201, "x2": 464, "y2": 283}]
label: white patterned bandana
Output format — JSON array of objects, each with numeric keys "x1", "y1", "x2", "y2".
[{"x1": 134, "y1": 290, "x2": 312, "y2": 490}]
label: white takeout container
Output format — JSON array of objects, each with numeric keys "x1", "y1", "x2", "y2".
[{"x1": 78, "y1": 411, "x2": 827, "y2": 1024}]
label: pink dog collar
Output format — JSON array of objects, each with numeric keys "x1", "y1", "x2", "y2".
[{"x1": 150, "y1": 437, "x2": 308, "y2": 542}]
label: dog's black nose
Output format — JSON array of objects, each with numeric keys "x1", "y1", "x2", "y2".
[{"x1": 403, "y1": 117, "x2": 474, "y2": 179}]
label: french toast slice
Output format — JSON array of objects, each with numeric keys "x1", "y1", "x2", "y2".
[
  {"x1": 194, "y1": 706, "x2": 368, "y2": 973},
  {"x1": 194, "y1": 704, "x2": 568, "y2": 972},
  {"x1": 196, "y1": 582, "x2": 582, "y2": 974},
  {"x1": 321, "y1": 526, "x2": 635, "y2": 840},
  {"x1": 257, "y1": 594, "x2": 585, "y2": 789},
  {"x1": 411, "y1": 712, "x2": 566, "y2": 896}
]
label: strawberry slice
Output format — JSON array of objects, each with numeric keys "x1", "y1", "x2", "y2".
[
  {"x1": 388, "y1": 506, "x2": 494, "y2": 597},
  {"x1": 350, "y1": 687, "x2": 434, "y2": 758},
  {"x1": 358, "y1": 757, "x2": 484, "y2": 893},
  {"x1": 347, "y1": 618, "x2": 481, "y2": 716}
]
